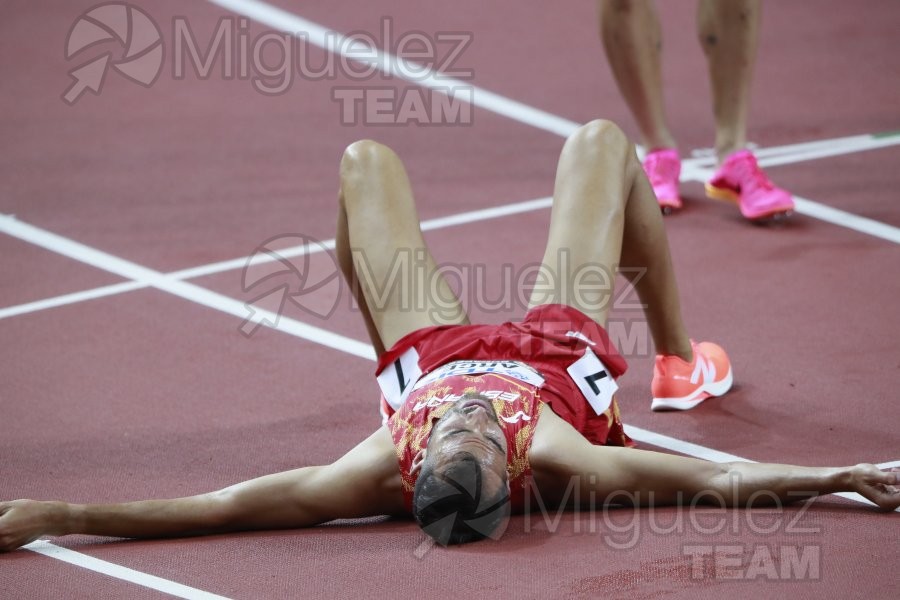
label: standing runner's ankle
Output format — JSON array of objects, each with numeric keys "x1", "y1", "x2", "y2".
[{"x1": 715, "y1": 139, "x2": 745, "y2": 165}]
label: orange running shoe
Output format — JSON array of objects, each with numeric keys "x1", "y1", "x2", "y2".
[{"x1": 651, "y1": 340, "x2": 733, "y2": 411}]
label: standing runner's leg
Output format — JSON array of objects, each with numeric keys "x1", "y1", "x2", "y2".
[
  {"x1": 697, "y1": 0, "x2": 760, "y2": 163},
  {"x1": 598, "y1": 0, "x2": 676, "y2": 151},
  {"x1": 528, "y1": 119, "x2": 692, "y2": 361},
  {"x1": 598, "y1": 0, "x2": 683, "y2": 211},
  {"x1": 336, "y1": 140, "x2": 469, "y2": 359},
  {"x1": 697, "y1": 0, "x2": 793, "y2": 221}
]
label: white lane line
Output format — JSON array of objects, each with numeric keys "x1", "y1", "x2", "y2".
[
  {"x1": 209, "y1": 0, "x2": 900, "y2": 174},
  {"x1": 206, "y1": 0, "x2": 900, "y2": 242},
  {"x1": 623, "y1": 425, "x2": 753, "y2": 464},
  {"x1": 167, "y1": 241, "x2": 334, "y2": 280},
  {"x1": 23, "y1": 540, "x2": 231, "y2": 600},
  {"x1": 3, "y1": 214, "x2": 887, "y2": 508},
  {"x1": 683, "y1": 162, "x2": 900, "y2": 245},
  {"x1": 421, "y1": 197, "x2": 554, "y2": 231},
  {"x1": 791, "y1": 196, "x2": 900, "y2": 244},
  {"x1": 0, "y1": 281, "x2": 146, "y2": 319},
  {"x1": 752, "y1": 134, "x2": 900, "y2": 170},
  {"x1": 627, "y1": 425, "x2": 897, "y2": 509},
  {"x1": 0, "y1": 214, "x2": 374, "y2": 360},
  {"x1": 3, "y1": 126, "x2": 898, "y2": 321},
  {"x1": 1, "y1": 196, "x2": 554, "y2": 320},
  {"x1": 206, "y1": 0, "x2": 581, "y2": 138},
  {"x1": 686, "y1": 131, "x2": 900, "y2": 168},
  {"x1": 832, "y1": 491, "x2": 895, "y2": 508},
  {"x1": 5, "y1": 159, "x2": 900, "y2": 323},
  {"x1": 171, "y1": 197, "x2": 554, "y2": 281}
]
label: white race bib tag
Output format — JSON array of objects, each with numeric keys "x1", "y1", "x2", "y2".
[
  {"x1": 376, "y1": 347, "x2": 422, "y2": 411},
  {"x1": 567, "y1": 347, "x2": 618, "y2": 415},
  {"x1": 413, "y1": 359, "x2": 545, "y2": 391}
]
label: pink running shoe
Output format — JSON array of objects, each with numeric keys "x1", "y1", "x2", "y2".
[
  {"x1": 643, "y1": 148, "x2": 682, "y2": 213},
  {"x1": 651, "y1": 340, "x2": 733, "y2": 411},
  {"x1": 705, "y1": 149, "x2": 795, "y2": 221}
]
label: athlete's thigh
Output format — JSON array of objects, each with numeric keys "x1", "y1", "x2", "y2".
[
  {"x1": 528, "y1": 121, "x2": 630, "y2": 325},
  {"x1": 340, "y1": 141, "x2": 468, "y2": 350}
]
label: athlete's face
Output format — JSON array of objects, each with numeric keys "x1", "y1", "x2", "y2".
[{"x1": 424, "y1": 395, "x2": 509, "y2": 484}]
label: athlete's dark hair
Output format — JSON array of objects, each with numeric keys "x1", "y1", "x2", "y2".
[{"x1": 412, "y1": 452, "x2": 510, "y2": 545}]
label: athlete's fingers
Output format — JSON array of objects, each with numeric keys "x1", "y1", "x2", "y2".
[
  {"x1": 870, "y1": 466, "x2": 899, "y2": 488},
  {"x1": 856, "y1": 466, "x2": 900, "y2": 510},
  {"x1": 885, "y1": 467, "x2": 900, "y2": 482},
  {"x1": 870, "y1": 488, "x2": 900, "y2": 511}
]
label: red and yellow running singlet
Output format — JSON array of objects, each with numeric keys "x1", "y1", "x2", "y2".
[
  {"x1": 387, "y1": 366, "x2": 543, "y2": 512},
  {"x1": 376, "y1": 304, "x2": 634, "y2": 513}
]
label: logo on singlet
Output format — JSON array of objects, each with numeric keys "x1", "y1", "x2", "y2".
[
  {"x1": 412, "y1": 389, "x2": 522, "y2": 412},
  {"x1": 565, "y1": 330, "x2": 596, "y2": 346}
]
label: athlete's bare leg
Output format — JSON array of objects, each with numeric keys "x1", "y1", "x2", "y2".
[
  {"x1": 529, "y1": 120, "x2": 692, "y2": 361},
  {"x1": 599, "y1": 0, "x2": 676, "y2": 151},
  {"x1": 336, "y1": 140, "x2": 469, "y2": 358},
  {"x1": 698, "y1": 0, "x2": 761, "y2": 163}
]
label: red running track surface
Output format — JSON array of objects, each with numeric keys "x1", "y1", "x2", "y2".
[{"x1": 2, "y1": 0, "x2": 899, "y2": 598}]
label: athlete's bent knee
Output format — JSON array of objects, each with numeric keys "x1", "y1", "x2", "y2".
[
  {"x1": 567, "y1": 119, "x2": 631, "y2": 157},
  {"x1": 340, "y1": 139, "x2": 400, "y2": 181}
]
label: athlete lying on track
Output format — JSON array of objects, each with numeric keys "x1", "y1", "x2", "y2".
[{"x1": 1, "y1": 120, "x2": 897, "y2": 551}]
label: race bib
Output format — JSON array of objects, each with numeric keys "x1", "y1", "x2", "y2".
[
  {"x1": 376, "y1": 347, "x2": 422, "y2": 411},
  {"x1": 413, "y1": 359, "x2": 545, "y2": 391},
  {"x1": 566, "y1": 347, "x2": 618, "y2": 415},
  {"x1": 379, "y1": 347, "x2": 617, "y2": 416}
]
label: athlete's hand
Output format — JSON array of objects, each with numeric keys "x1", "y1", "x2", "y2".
[
  {"x1": 849, "y1": 465, "x2": 900, "y2": 511},
  {"x1": 0, "y1": 500, "x2": 66, "y2": 552}
]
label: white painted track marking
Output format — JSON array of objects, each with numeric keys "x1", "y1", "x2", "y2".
[{"x1": 23, "y1": 541, "x2": 232, "y2": 600}]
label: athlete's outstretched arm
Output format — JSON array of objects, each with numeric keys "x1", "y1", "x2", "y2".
[
  {"x1": 529, "y1": 409, "x2": 900, "y2": 510},
  {"x1": 0, "y1": 428, "x2": 403, "y2": 552}
]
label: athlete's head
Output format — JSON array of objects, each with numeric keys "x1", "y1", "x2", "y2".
[{"x1": 412, "y1": 394, "x2": 511, "y2": 545}]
